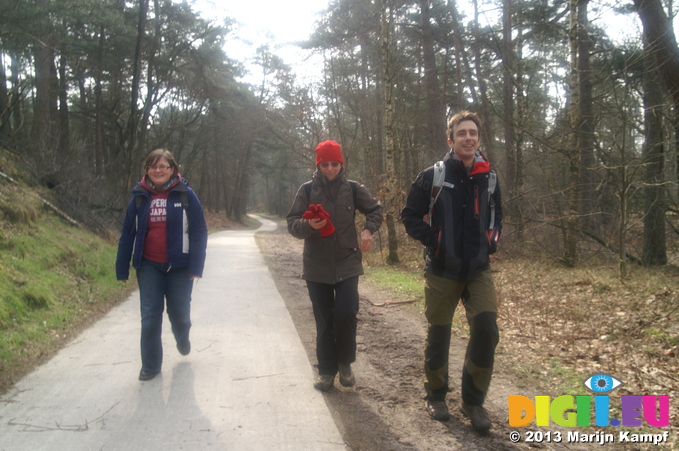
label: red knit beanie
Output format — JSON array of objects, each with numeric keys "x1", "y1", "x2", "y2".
[{"x1": 315, "y1": 140, "x2": 344, "y2": 166}]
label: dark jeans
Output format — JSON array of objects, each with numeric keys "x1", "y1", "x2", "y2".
[
  {"x1": 306, "y1": 277, "x2": 360, "y2": 376},
  {"x1": 137, "y1": 260, "x2": 194, "y2": 373}
]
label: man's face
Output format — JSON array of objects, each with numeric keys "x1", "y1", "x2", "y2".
[{"x1": 448, "y1": 120, "x2": 480, "y2": 164}]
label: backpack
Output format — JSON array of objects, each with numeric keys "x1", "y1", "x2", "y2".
[{"x1": 427, "y1": 160, "x2": 497, "y2": 230}]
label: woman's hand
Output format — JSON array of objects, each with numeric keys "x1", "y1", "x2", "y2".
[
  {"x1": 360, "y1": 229, "x2": 373, "y2": 252},
  {"x1": 308, "y1": 218, "x2": 327, "y2": 230}
]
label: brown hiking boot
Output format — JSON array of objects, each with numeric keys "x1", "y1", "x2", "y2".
[
  {"x1": 460, "y1": 401, "x2": 492, "y2": 431},
  {"x1": 313, "y1": 374, "x2": 335, "y2": 392},
  {"x1": 425, "y1": 399, "x2": 450, "y2": 421}
]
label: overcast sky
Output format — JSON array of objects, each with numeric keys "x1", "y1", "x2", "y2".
[
  {"x1": 190, "y1": 0, "x2": 330, "y2": 84},
  {"x1": 188, "y1": 0, "x2": 649, "y2": 86}
]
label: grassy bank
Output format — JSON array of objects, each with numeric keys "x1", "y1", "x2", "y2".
[{"x1": 0, "y1": 181, "x2": 133, "y2": 394}]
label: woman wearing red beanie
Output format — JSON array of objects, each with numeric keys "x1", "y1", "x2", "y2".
[{"x1": 287, "y1": 140, "x2": 384, "y2": 391}]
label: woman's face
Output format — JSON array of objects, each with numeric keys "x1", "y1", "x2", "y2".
[
  {"x1": 319, "y1": 161, "x2": 342, "y2": 182},
  {"x1": 147, "y1": 157, "x2": 174, "y2": 187}
]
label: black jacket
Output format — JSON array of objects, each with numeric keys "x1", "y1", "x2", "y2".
[{"x1": 401, "y1": 150, "x2": 502, "y2": 281}]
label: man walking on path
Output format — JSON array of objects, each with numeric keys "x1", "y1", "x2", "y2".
[{"x1": 401, "y1": 111, "x2": 502, "y2": 431}]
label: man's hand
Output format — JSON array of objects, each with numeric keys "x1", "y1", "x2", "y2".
[{"x1": 360, "y1": 229, "x2": 373, "y2": 252}]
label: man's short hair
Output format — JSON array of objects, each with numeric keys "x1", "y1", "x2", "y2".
[{"x1": 447, "y1": 111, "x2": 482, "y2": 141}]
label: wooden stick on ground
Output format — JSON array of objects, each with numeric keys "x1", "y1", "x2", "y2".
[{"x1": 360, "y1": 296, "x2": 419, "y2": 308}]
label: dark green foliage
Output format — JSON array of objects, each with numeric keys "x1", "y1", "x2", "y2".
[{"x1": 0, "y1": 0, "x2": 675, "y2": 264}]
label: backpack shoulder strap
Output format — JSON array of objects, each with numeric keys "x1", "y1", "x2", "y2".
[
  {"x1": 488, "y1": 171, "x2": 497, "y2": 230},
  {"x1": 303, "y1": 180, "x2": 313, "y2": 200},
  {"x1": 349, "y1": 181, "x2": 358, "y2": 206},
  {"x1": 432, "y1": 160, "x2": 445, "y2": 195},
  {"x1": 349, "y1": 181, "x2": 359, "y2": 218},
  {"x1": 488, "y1": 171, "x2": 497, "y2": 197},
  {"x1": 428, "y1": 161, "x2": 445, "y2": 225},
  {"x1": 132, "y1": 194, "x2": 144, "y2": 234}
]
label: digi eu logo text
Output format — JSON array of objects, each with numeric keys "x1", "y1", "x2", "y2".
[{"x1": 508, "y1": 374, "x2": 670, "y2": 428}]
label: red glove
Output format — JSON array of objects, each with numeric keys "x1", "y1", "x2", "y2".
[
  {"x1": 302, "y1": 204, "x2": 322, "y2": 220},
  {"x1": 320, "y1": 220, "x2": 335, "y2": 237},
  {"x1": 315, "y1": 209, "x2": 330, "y2": 222},
  {"x1": 302, "y1": 210, "x2": 315, "y2": 220},
  {"x1": 302, "y1": 204, "x2": 335, "y2": 237},
  {"x1": 314, "y1": 205, "x2": 335, "y2": 237}
]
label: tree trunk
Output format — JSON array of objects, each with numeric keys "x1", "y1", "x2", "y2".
[
  {"x1": 564, "y1": 0, "x2": 581, "y2": 267},
  {"x1": 58, "y1": 54, "x2": 70, "y2": 158},
  {"x1": 471, "y1": 0, "x2": 495, "y2": 160},
  {"x1": 619, "y1": 153, "x2": 630, "y2": 277},
  {"x1": 514, "y1": 0, "x2": 526, "y2": 241},
  {"x1": 231, "y1": 143, "x2": 252, "y2": 222},
  {"x1": 125, "y1": 0, "x2": 150, "y2": 193},
  {"x1": 641, "y1": 34, "x2": 667, "y2": 266},
  {"x1": 675, "y1": 108, "x2": 679, "y2": 203},
  {"x1": 10, "y1": 55, "x2": 22, "y2": 146},
  {"x1": 0, "y1": 59, "x2": 9, "y2": 141},
  {"x1": 94, "y1": 26, "x2": 105, "y2": 175},
  {"x1": 419, "y1": 0, "x2": 447, "y2": 159},
  {"x1": 446, "y1": 0, "x2": 465, "y2": 111},
  {"x1": 135, "y1": 0, "x2": 161, "y2": 169},
  {"x1": 502, "y1": 0, "x2": 516, "y2": 194},
  {"x1": 578, "y1": 0, "x2": 597, "y2": 234},
  {"x1": 32, "y1": 0, "x2": 58, "y2": 163},
  {"x1": 634, "y1": 0, "x2": 679, "y2": 111},
  {"x1": 380, "y1": 0, "x2": 399, "y2": 264}
]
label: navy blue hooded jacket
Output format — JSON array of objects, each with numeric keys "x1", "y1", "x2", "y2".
[{"x1": 116, "y1": 177, "x2": 208, "y2": 280}]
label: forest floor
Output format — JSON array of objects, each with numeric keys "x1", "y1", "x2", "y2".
[
  {"x1": 255, "y1": 216, "x2": 678, "y2": 450},
  {"x1": 2, "y1": 207, "x2": 674, "y2": 449}
]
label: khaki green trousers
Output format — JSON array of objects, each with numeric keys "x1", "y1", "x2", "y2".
[{"x1": 423, "y1": 270, "x2": 499, "y2": 405}]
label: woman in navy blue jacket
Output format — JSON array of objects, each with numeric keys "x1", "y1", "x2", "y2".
[{"x1": 116, "y1": 149, "x2": 208, "y2": 381}]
